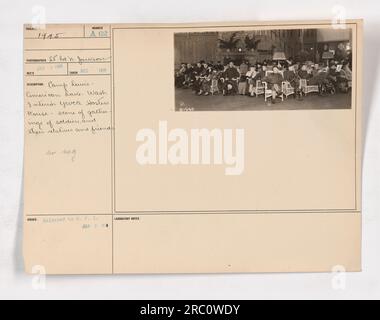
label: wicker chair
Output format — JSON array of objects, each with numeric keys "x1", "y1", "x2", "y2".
[
  {"x1": 253, "y1": 80, "x2": 265, "y2": 97},
  {"x1": 300, "y1": 79, "x2": 319, "y2": 96},
  {"x1": 263, "y1": 81, "x2": 283, "y2": 102},
  {"x1": 210, "y1": 78, "x2": 219, "y2": 95},
  {"x1": 282, "y1": 81, "x2": 295, "y2": 99}
]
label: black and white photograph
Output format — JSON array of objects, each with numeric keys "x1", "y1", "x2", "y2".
[{"x1": 175, "y1": 27, "x2": 353, "y2": 111}]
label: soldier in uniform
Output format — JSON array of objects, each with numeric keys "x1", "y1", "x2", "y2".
[
  {"x1": 262, "y1": 66, "x2": 284, "y2": 103},
  {"x1": 192, "y1": 61, "x2": 204, "y2": 94},
  {"x1": 221, "y1": 61, "x2": 240, "y2": 96}
]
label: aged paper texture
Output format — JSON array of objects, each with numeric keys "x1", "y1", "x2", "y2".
[{"x1": 23, "y1": 20, "x2": 362, "y2": 274}]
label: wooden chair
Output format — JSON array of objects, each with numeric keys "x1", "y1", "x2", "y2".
[
  {"x1": 282, "y1": 81, "x2": 295, "y2": 99},
  {"x1": 300, "y1": 79, "x2": 319, "y2": 96}
]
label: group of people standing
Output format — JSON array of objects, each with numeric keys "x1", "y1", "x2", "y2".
[{"x1": 175, "y1": 57, "x2": 352, "y2": 103}]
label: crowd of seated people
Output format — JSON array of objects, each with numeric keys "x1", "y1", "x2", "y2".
[{"x1": 175, "y1": 57, "x2": 352, "y2": 103}]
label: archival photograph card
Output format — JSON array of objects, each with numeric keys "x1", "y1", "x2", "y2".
[{"x1": 23, "y1": 20, "x2": 362, "y2": 274}]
